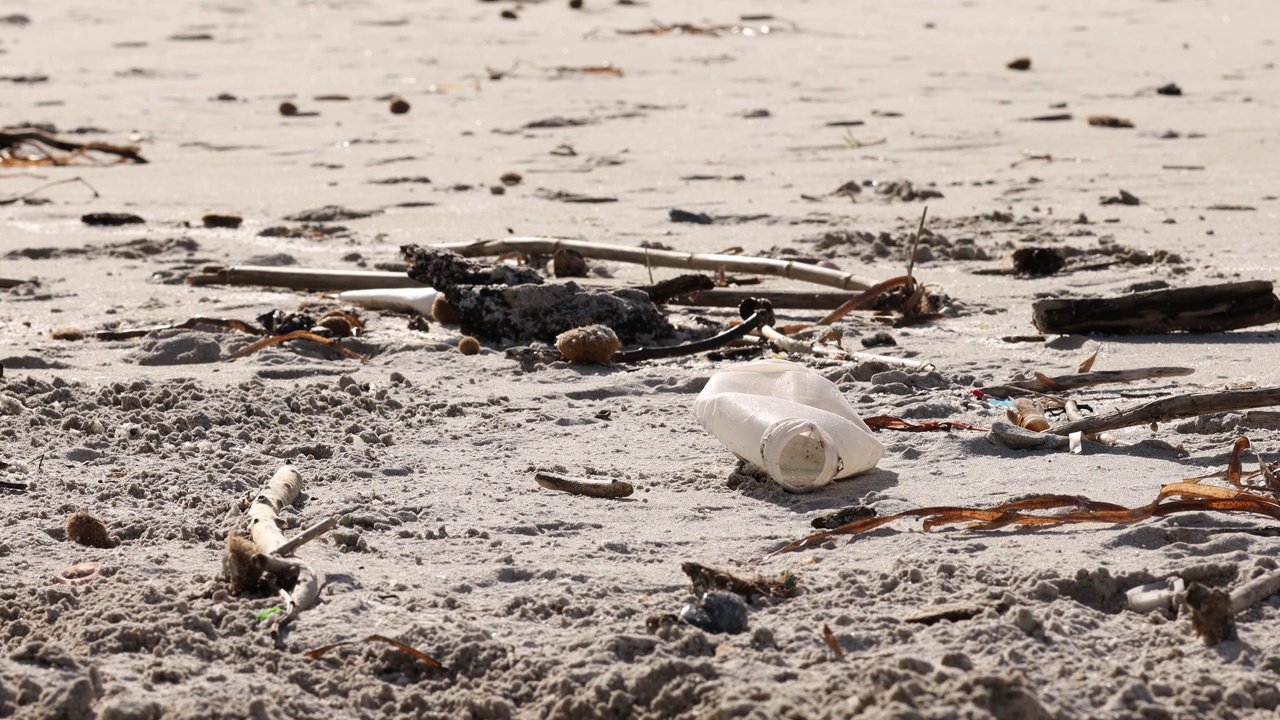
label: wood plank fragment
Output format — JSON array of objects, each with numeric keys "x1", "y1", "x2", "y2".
[{"x1": 1032, "y1": 281, "x2": 1280, "y2": 335}]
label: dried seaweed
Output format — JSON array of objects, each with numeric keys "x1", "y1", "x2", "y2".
[
  {"x1": 228, "y1": 330, "x2": 368, "y2": 362},
  {"x1": 616, "y1": 20, "x2": 789, "y2": 37},
  {"x1": 304, "y1": 634, "x2": 445, "y2": 669},
  {"x1": 0, "y1": 129, "x2": 148, "y2": 165},
  {"x1": 95, "y1": 317, "x2": 265, "y2": 342},
  {"x1": 773, "y1": 438, "x2": 1280, "y2": 554},
  {"x1": 681, "y1": 562, "x2": 798, "y2": 599},
  {"x1": 863, "y1": 416, "x2": 987, "y2": 433},
  {"x1": 0, "y1": 176, "x2": 99, "y2": 205}
]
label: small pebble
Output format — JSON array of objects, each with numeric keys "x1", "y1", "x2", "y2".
[
  {"x1": 201, "y1": 213, "x2": 243, "y2": 229},
  {"x1": 458, "y1": 336, "x2": 481, "y2": 355},
  {"x1": 278, "y1": 101, "x2": 298, "y2": 116},
  {"x1": 51, "y1": 327, "x2": 85, "y2": 341},
  {"x1": 389, "y1": 96, "x2": 410, "y2": 114}
]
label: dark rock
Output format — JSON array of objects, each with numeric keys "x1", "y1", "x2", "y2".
[
  {"x1": 403, "y1": 245, "x2": 543, "y2": 291},
  {"x1": 679, "y1": 591, "x2": 748, "y2": 635},
  {"x1": 447, "y1": 282, "x2": 670, "y2": 344},
  {"x1": 669, "y1": 208, "x2": 713, "y2": 224},
  {"x1": 1100, "y1": 189, "x2": 1140, "y2": 206},
  {"x1": 283, "y1": 205, "x2": 376, "y2": 222},
  {"x1": 81, "y1": 213, "x2": 144, "y2": 227}
]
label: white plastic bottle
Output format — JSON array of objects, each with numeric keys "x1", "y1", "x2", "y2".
[{"x1": 694, "y1": 359, "x2": 885, "y2": 492}]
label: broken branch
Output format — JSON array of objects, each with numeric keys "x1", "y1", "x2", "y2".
[
  {"x1": 1049, "y1": 387, "x2": 1280, "y2": 436},
  {"x1": 981, "y1": 367, "x2": 1195, "y2": 398}
]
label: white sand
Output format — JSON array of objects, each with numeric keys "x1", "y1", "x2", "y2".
[{"x1": 3, "y1": 1, "x2": 1280, "y2": 718}]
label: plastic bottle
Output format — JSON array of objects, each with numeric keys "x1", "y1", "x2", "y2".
[{"x1": 694, "y1": 359, "x2": 885, "y2": 492}]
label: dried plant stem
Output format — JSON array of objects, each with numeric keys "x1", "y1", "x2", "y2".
[{"x1": 0, "y1": 176, "x2": 99, "y2": 205}]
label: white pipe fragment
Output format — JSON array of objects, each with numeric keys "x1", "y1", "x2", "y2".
[
  {"x1": 1126, "y1": 578, "x2": 1185, "y2": 613},
  {"x1": 336, "y1": 287, "x2": 440, "y2": 316}
]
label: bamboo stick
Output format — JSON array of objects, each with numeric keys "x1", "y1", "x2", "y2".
[{"x1": 430, "y1": 237, "x2": 877, "y2": 291}]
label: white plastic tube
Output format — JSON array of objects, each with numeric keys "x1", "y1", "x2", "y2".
[
  {"x1": 694, "y1": 359, "x2": 885, "y2": 492},
  {"x1": 336, "y1": 287, "x2": 439, "y2": 316}
]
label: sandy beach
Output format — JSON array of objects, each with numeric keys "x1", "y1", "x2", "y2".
[{"x1": 3, "y1": 1, "x2": 1280, "y2": 718}]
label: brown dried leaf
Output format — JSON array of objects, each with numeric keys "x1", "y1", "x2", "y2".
[
  {"x1": 1227, "y1": 437, "x2": 1249, "y2": 486},
  {"x1": 304, "y1": 634, "x2": 444, "y2": 668},
  {"x1": 1077, "y1": 348, "x2": 1099, "y2": 373},
  {"x1": 821, "y1": 624, "x2": 845, "y2": 660}
]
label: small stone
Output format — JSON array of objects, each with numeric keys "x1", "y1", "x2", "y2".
[
  {"x1": 81, "y1": 212, "x2": 144, "y2": 227},
  {"x1": 1007, "y1": 57, "x2": 1032, "y2": 71},
  {"x1": 679, "y1": 591, "x2": 748, "y2": 635},
  {"x1": 201, "y1": 213, "x2": 243, "y2": 229},
  {"x1": 278, "y1": 101, "x2": 298, "y2": 116},
  {"x1": 499, "y1": 171, "x2": 523, "y2": 186},
  {"x1": 389, "y1": 96, "x2": 410, "y2": 114},
  {"x1": 50, "y1": 327, "x2": 85, "y2": 341}
]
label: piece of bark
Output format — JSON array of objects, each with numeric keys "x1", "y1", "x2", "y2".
[
  {"x1": 1032, "y1": 281, "x2": 1280, "y2": 335},
  {"x1": 1049, "y1": 387, "x2": 1280, "y2": 436}
]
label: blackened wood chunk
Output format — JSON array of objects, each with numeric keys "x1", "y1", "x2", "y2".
[{"x1": 1032, "y1": 281, "x2": 1280, "y2": 335}]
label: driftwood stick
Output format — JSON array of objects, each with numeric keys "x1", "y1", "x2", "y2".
[
  {"x1": 186, "y1": 265, "x2": 868, "y2": 310},
  {"x1": 1050, "y1": 387, "x2": 1280, "y2": 436},
  {"x1": 247, "y1": 466, "x2": 302, "y2": 554},
  {"x1": 534, "y1": 472, "x2": 634, "y2": 498},
  {"x1": 433, "y1": 237, "x2": 877, "y2": 291},
  {"x1": 851, "y1": 352, "x2": 936, "y2": 372},
  {"x1": 189, "y1": 265, "x2": 424, "y2": 291},
  {"x1": 983, "y1": 367, "x2": 1195, "y2": 398},
  {"x1": 1231, "y1": 568, "x2": 1280, "y2": 614},
  {"x1": 274, "y1": 515, "x2": 341, "y2": 557}
]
